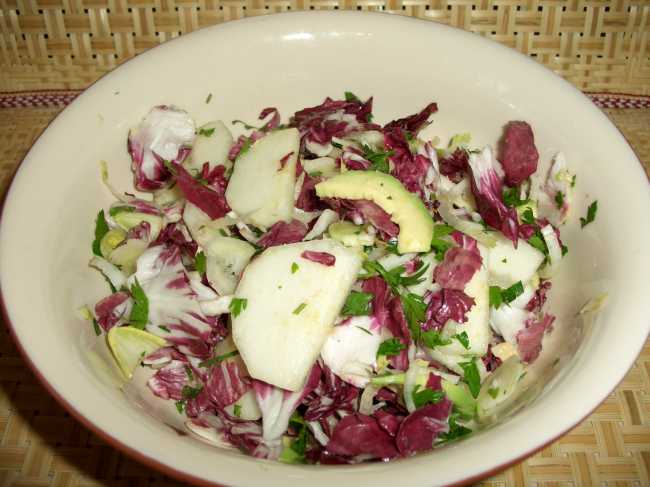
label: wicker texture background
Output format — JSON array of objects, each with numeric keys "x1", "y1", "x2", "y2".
[
  {"x1": 0, "y1": 102, "x2": 648, "y2": 485},
  {"x1": 1, "y1": 0, "x2": 649, "y2": 93}
]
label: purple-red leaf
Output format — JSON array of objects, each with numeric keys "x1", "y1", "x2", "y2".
[
  {"x1": 516, "y1": 313, "x2": 555, "y2": 363},
  {"x1": 257, "y1": 220, "x2": 309, "y2": 248},
  {"x1": 433, "y1": 247, "x2": 482, "y2": 291},
  {"x1": 301, "y1": 250, "x2": 336, "y2": 266},
  {"x1": 424, "y1": 289, "x2": 475, "y2": 331},
  {"x1": 174, "y1": 164, "x2": 230, "y2": 219},
  {"x1": 498, "y1": 121, "x2": 539, "y2": 186},
  {"x1": 325, "y1": 414, "x2": 399, "y2": 460},
  {"x1": 395, "y1": 399, "x2": 452, "y2": 456}
]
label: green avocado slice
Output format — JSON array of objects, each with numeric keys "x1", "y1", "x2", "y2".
[{"x1": 315, "y1": 171, "x2": 433, "y2": 253}]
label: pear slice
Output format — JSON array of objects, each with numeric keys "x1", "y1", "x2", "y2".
[{"x1": 232, "y1": 239, "x2": 362, "y2": 391}]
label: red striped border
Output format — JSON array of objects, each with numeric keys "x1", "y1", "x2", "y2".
[{"x1": 0, "y1": 90, "x2": 649, "y2": 110}]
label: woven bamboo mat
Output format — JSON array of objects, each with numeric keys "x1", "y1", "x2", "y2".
[
  {"x1": 1, "y1": 0, "x2": 650, "y2": 94},
  {"x1": 0, "y1": 105, "x2": 648, "y2": 486}
]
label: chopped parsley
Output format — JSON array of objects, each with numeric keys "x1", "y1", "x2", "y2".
[
  {"x1": 438, "y1": 413, "x2": 472, "y2": 444},
  {"x1": 361, "y1": 260, "x2": 428, "y2": 292},
  {"x1": 229, "y1": 298, "x2": 248, "y2": 317},
  {"x1": 308, "y1": 171, "x2": 322, "y2": 178},
  {"x1": 181, "y1": 385, "x2": 203, "y2": 399},
  {"x1": 92, "y1": 318, "x2": 101, "y2": 336},
  {"x1": 205, "y1": 93, "x2": 212, "y2": 104},
  {"x1": 580, "y1": 200, "x2": 598, "y2": 228},
  {"x1": 361, "y1": 145, "x2": 393, "y2": 173},
  {"x1": 293, "y1": 302, "x2": 307, "y2": 315},
  {"x1": 198, "y1": 127, "x2": 216, "y2": 137},
  {"x1": 412, "y1": 385, "x2": 445, "y2": 408},
  {"x1": 341, "y1": 291, "x2": 374, "y2": 316},
  {"x1": 489, "y1": 281, "x2": 525, "y2": 308},
  {"x1": 344, "y1": 91, "x2": 360, "y2": 102},
  {"x1": 198, "y1": 350, "x2": 239, "y2": 368},
  {"x1": 400, "y1": 292, "x2": 427, "y2": 339},
  {"x1": 502, "y1": 187, "x2": 529, "y2": 207},
  {"x1": 554, "y1": 191, "x2": 565, "y2": 209},
  {"x1": 233, "y1": 404, "x2": 242, "y2": 417},
  {"x1": 487, "y1": 387, "x2": 499, "y2": 399},
  {"x1": 459, "y1": 360, "x2": 481, "y2": 398},
  {"x1": 377, "y1": 338, "x2": 406, "y2": 357},
  {"x1": 175, "y1": 400, "x2": 185, "y2": 414},
  {"x1": 520, "y1": 207, "x2": 536, "y2": 225},
  {"x1": 431, "y1": 224, "x2": 455, "y2": 261},
  {"x1": 571, "y1": 174, "x2": 577, "y2": 187},
  {"x1": 279, "y1": 413, "x2": 309, "y2": 464},
  {"x1": 238, "y1": 138, "x2": 253, "y2": 159},
  {"x1": 92, "y1": 210, "x2": 110, "y2": 257},
  {"x1": 128, "y1": 278, "x2": 149, "y2": 329},
  {"x1": 453, "y1": 331, "x2": 470, "y2": 350},
  {"x1": 291, "y1": 262, "x2": 299, "y2": 274},
  {"x1": 421, "y1": 329, "x2": 452, "y2": 349},
  {"x1": 528, "y1": 231, "x2": 549, "y2": 256},
  {"x1": 158, "y1": 325, "x2": 171, "y2": 333},
  {"x1": 184, "y1": 365, "x2": 194, "y2": 380},
  {"x1": 355, "y1": 326, "x2": 373, "y2": 335},
  {"x1": 195, "y1": 251, "x2": 206, "y2": 275}
]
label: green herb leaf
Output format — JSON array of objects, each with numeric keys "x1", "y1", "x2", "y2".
[
  {"x1": 342, "y1": 291, "x2": 374, "y2": 316},
  {"x1": 561, "y1": 243, "x2": 569, "y2": 256},
  {"x1": 184, "y1": 365, "x2": 194, "y2": 380},
  {"x1": 291, "y1": 262, "x2": 299, "y2": 274},
  {"x1": 158, "y1": 325, "x2": 170, "y2": 333},
  {"x1": 421, "y1": 329, "x2": 452, "y2": 349},
  {"x1": 554, "y1": 191, "x2": 565, "y2": 209},
  {"x1": 344, "y1": 91, "x2": 360, "y2": 102},
  {"x1": 195, "y1": 251, "x2": 206, "y2": 275},
  {"x1": 580, "y1": 200, "x2": 598, "y2": 228},
  {"x1": 198, "y1": 350, "x2": 239, "y2": 368},
  {"x1": 361, "y1": 145, "x2": 393, "y2": 173},
  {"x1": 487, "y1": 387, "x2": 499, "y2": 399},
  {"x1": 528, "y1": 232, "x2": 549, "y2": 256},
  {"x1": 92, "y1": 318, "x2": 102, "y2": 336},
  {"x1": 437, "y1": 413, "x2": 472, "y2": 444},
  {"x1": 431, "y1": 237, "x2": 453, "y2": 262},
  {"x1": 400, "y1": 293, "x2": 427, "y2": 340},
  {"x1": 521, "y1": 207, "x2": 536, "y2": 225},
  {"x1": 205, "y1": 93, "x2": 212, "y2": 104},
  {"x1": 385, "y1": 240, "x2": 400, "y2": 255},
  {"x1": 355, "y1": 326, "x2": 372, "y2": 335},
  {"x1": 399, "y1": 261, "x2": 430, "y2": 287},
  {"x1": 412, "y1": 385, "x2": 445, "y2": 409},
  {"x1": 92, "y1": 210, "x2": 110, "y2": 257},
  {"x1": 293, "y1": 302, "x2": 307, "y2": 315},
  {"x1": 198, "y1": 127, "x2": 216, "y2": 137},
  {"x1": 459, "y1": 360, "x2": 481, "y2": 398},
  {"x1": 308, "y1": 171, "x2": 322, "y2": 178},
  {"x1": 489, "y1": 281, "x2": 524, "y2": 308},
  {"x1": 454, "y1": 331, "x2": 470, "y2": 350},
  {"x1": 229, "y1": 298, "x2": 248, "y2": 318},
  {"x1": 570, "y1": 174, "x2": 577, "y2": 187},
  {"x1": 377, "y1": 338, "x2": 407, "y2": 357},
  {"x1": 175, "y1": 400, "x2": 185, "y2": 413},
  {"x1": 501, "y1": 281, "x2": 524, "y2": 304},
  {"x1": 233, "y1": 404, "x2": 242, "y2": 417},
  {"x1": 489, "y1": 286, "x2": 503, "y2": 309},
  {"x1": 181, "y1": 385, "x2": 203, "y2": 399},
  {"x1": 502, "y1": 187, "x2": 529, "y2": 207},
  {"x1": 433, "y1": 224, "x2": 455, "y2": 238},
  {"x1": 238, "y1": 138, "x2": 253, "y2": 159},
  {"x1": 129, "y1": 279, "x2": 149, "y2": 329}
]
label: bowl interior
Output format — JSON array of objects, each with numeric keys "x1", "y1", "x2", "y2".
[{"x1": 1, "y1": 11, "x2": 649, "y2": 487}]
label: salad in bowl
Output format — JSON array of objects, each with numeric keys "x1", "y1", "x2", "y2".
[{"x1": 81, "y1": 92, "x2": 590, "y2": 464}]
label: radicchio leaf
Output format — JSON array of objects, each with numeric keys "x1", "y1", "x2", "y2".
[
  {"x1": 424, "y1": 289, "x2": 475, "y2": 331},
  {"x1": 468, "y1": 147, "x2": 519, "y2": 245},
  {"x1": 433, "y1": 247, "x2": 482, "y2": 291},
  {"x1": 325, "y1": 414, "x2": 399, "y2": 460},
  {"x1": 395, "y1": 399, "x2": 452, "y2": 455},
  {"x1": 516, "y1": 313, "x2": 555, "y2": 363},
  {"x1": 128, "y1": 106, "x2": 195, "y2": 191},
  {"x1": 498, "y1": 121, "x2": 539, "y2": 186},
  {"x1": 174, "y1": 163, "x2": 230, "y2": 220},
  {"x1": 257, "y1": 220, "x2": 309, "y2": 248}
]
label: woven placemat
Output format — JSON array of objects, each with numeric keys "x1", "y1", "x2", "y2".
[
  {"x1": 1, "y1": 1, "x2": 650, "y2": 95},
  {"x1": 0, "y1": 104, "x2": 648, "y2": 486}
]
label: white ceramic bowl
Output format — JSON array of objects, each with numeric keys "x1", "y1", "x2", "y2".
[{"x1": 1, "y1": 11, "x2": 649, "y2": 487}]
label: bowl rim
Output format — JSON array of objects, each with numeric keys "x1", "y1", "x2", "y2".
[{"x1": 1, "y1": 9, "x2": 648, "y2": 487}]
